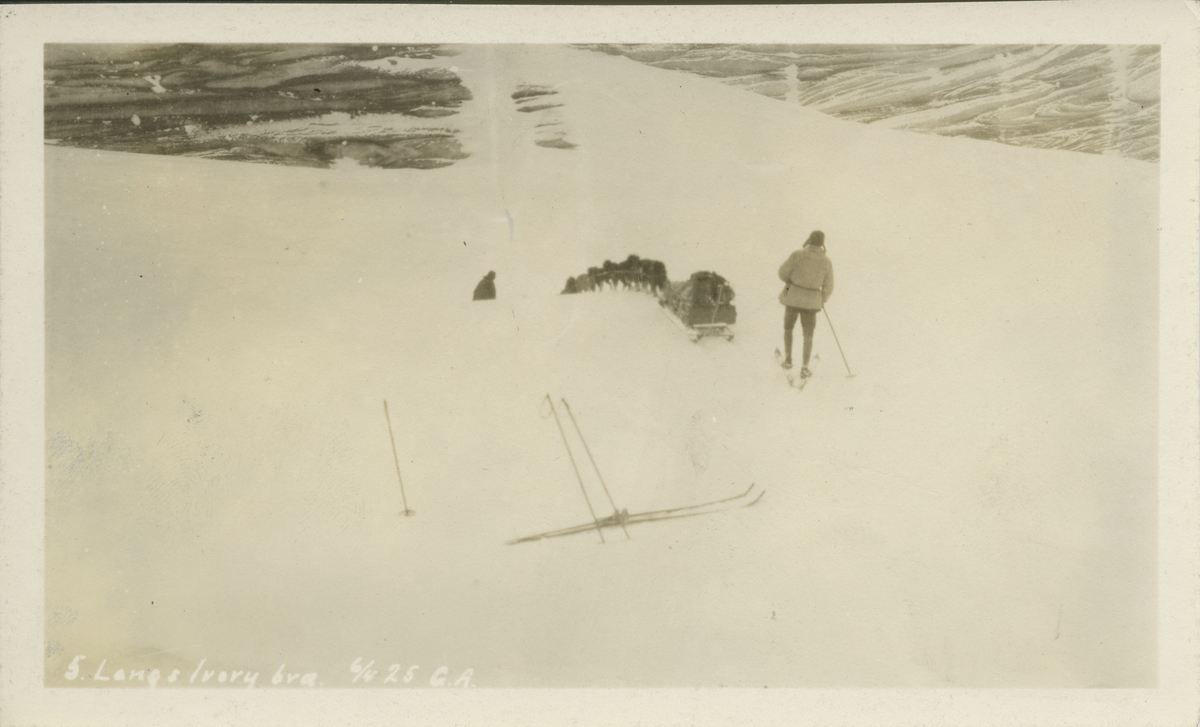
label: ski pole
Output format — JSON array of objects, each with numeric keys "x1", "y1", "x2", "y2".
[
  {"x1": 543, "y1": 394, "x2": 606, "y2": 543},
  {"x1": 383, "y1": 400, "x2": 415, "y2": 516},
  {"x1": 560, "y1": 398, "x2": 630, "y2": 541},
  {"x1": 822, "y1": 307, "x2": 855, "y2": 378}
]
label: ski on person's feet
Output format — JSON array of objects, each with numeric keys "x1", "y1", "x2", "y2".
[
  {"x1": 772, "y1": 347, "x2": 792, "y2": 383},
  {"x1": 776, "y1": 348, "x2": 811, "y2": 388},
  {"x1": 795, "y1": 354, "x2": 819, "y2": 390},
  {"x1": 507, "y1": 483, "x2": 764, "y2": 544}
]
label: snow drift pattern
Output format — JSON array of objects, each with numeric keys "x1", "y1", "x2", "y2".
[{"x1": 584, "y1": 43, "x2": 1160, "y2": 162}]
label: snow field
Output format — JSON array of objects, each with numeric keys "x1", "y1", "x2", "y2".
[{"x1": 44, "y1": 44, "x2": 1157, "y2": 686}]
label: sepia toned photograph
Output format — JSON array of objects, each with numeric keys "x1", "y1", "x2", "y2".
[{"x1": 2, "y1": 3, "x2": 1198, "y2": 726}]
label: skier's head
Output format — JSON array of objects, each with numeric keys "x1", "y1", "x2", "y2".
[
  {"x1": 804, "y1": 230, "x2": 825, "y2": 249},
  {"x1": 486, "y1": 271, "x2": 496, "y2": 280}
]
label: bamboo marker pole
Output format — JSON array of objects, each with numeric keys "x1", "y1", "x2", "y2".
[{"x1": 383, "y1": 400, "x2": 415, "y2": 516}]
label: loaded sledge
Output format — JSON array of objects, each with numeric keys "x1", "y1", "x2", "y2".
[{"x1": 660, "y1": 271, "x2": 737, "y2": 341}]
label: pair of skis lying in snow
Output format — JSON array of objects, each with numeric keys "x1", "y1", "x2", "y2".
[
  {"x1": 509, "y1": 394, "x2": 765, "y2": 545},
  {"x1": 508, "y1": 482, "x2": 764, "y2": 545}
]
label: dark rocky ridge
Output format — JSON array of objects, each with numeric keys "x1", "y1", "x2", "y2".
[{"x1": 45, "y1": 44, "x2": 472, "y2": 169}]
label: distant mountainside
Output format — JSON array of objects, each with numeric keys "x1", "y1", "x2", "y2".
[
  {"x1": 44, "y1": 43, "x2": 1160, "y2": 168},
  {"x1": 582, "y1": 44, "x2": 1160, "y2": 163},
  {"x1": 44, "y1": 44, "x2": 472, "y2": 169}
]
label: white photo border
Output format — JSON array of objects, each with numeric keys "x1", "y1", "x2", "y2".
[{"x1": 2, "y1": 2, "x2": 1197, "y2": 725}]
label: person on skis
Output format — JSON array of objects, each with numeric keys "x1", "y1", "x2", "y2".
[
  {"x1": 778, "y1": 230, "x2": 834, "y2": 377},
  {"x1": 473, "y1": 270, "x2": 497, "y2": 301}
]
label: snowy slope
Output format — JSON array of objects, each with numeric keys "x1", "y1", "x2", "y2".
[
  {"x1": 589, "y1": 43, "x2": 1160, "y2": 162},
  {"x1": 44, "y1": 44, "x2": 1157, "y2": 687}
]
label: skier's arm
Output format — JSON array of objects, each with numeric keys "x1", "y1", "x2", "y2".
[
  {"x1": 778, "y1": 254, "x2": 795, "y2": 283},
  {"x1": 822, "y1": 263, "x2": 834, "y2": 303}
]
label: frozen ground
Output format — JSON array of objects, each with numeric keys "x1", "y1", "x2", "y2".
[{"x1": 44, "y1": 44, "x2": 1158, "y2": 687}]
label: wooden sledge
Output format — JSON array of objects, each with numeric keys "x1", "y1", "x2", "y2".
[{"x1": 659, "y1": 302, "x2": 734, "y2": 342}]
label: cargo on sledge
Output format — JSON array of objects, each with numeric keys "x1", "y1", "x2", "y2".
[{"x1": 660, "y1": 271, "x2": 737, "y2": 341}]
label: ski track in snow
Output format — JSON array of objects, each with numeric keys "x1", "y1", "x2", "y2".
[{"x1": 44, "y1": 44, "x2": 1157, "y2": 688}]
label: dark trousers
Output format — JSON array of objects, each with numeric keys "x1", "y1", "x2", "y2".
[{"x1": 783, "y1": 306, "x2": 817, "y2": 366}]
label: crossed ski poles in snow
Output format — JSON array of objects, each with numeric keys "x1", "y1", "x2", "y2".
[
  {"x1": 380, "y1": 394, "x2": 625, "y2": 530},
  {"x1": 382, "y1": 393, "x2": 764, "y2": 540},
  {"x1": 541, "y1": 394, "x2": 630, "y2": 543},
  {"x1": 519, "y1": 396, "x2": 766, "y2": 545},
  {"x1": 387, "y1": 306, "x2": 853, "y2": 528}
]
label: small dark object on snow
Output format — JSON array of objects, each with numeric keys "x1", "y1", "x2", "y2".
[{"x1": 473, "y1": 271, "x2": 496, "y2": 301}]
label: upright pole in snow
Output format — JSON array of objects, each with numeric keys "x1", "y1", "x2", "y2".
[
  {"x1": 544, "y1": 394, "x2": 605, "y2": 543},
  {"x1": 822, "y1": 308, "x2": 855, "y2": 378},
  {"x1": 560, "y1": 398, "x2": 630, "y2": 541},
  {"x1": 383, "y1": 400, "x2": 415, "y2": 516}
]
